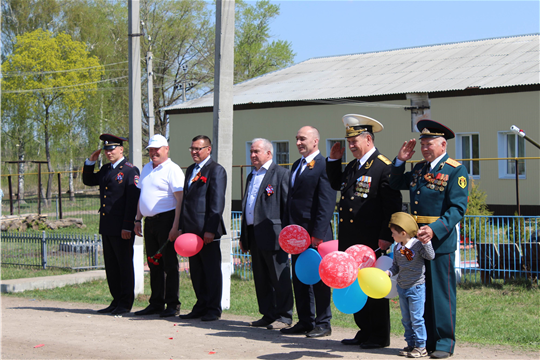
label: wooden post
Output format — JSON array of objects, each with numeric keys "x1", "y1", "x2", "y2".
[
  {"x1": 57, "y1": 173, "x2": 63, "y2": 219},
  {"x1": 38, "y1": 163, "x2": 42, "y2": 215},
  {"x1": 7, "y1": 175, "x2": 13, "y2": 215}
]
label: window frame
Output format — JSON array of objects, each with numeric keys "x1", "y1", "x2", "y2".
[
  {"x1": 497, "y1": 131, "x2": 526, "y2": 179},
  {"x1": 272, "y1": 140, "x2": 290, "y2": 169},
  {"x1": 455, "y1": 132, "x2": 480, "y2": 179}
]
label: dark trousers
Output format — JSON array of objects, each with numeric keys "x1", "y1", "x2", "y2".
[
  {"x1": 188, "y1": 240, "x2": 222, "y2": 317},
  {"x1": 425, "y1": 252, "x2": 456, "y2": 354},
  {"x1": 291, "y1": 253, "x2": 332, "y2": 330},
  {"x1": 248, "y1": 225, "x2": 293, "y2": 324},
  {"x1": 353, "y1": 297, "x2": 391, "y2": 346},
  {"x1": 102, "y1": 234, "x2": 135, "y2": 310},
  {"x1": 144, "y1": 210, "x2": 180, "y2": 309}
]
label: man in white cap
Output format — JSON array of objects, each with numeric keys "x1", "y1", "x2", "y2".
[
  {"x1": 134, "y1": 134, "x2": 185, "y2": 317},
  {"x1": 327, "y1": 114, "x2": 402, "y2": 349}
]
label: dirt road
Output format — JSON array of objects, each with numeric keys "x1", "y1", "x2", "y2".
[{"x1": 1, "y1": 296, "x2": 537, "y2": 359}]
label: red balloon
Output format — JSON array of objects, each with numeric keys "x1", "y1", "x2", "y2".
[
  {"x1": 345, "y1": 244, "x2": 376, "y2": 270},
  {"x1": 318, "y1": 240, "x2": 338, "y2": 259},
  {"x1": 279, "y1": 225, "x2": 310, "y2": 254},
  {"x1": 174, "y1": 233, "x2": 204, "y2": 257},
  {"x1": 318, "y1": 251, "x2": 358, "y2": 289}
]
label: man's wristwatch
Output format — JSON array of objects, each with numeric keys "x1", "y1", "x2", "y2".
[{"x1": 134, "y1": 219, "x2": 141, "y2": 223}]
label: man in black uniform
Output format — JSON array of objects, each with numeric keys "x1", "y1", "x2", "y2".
[
  {"x1": 83, "y1": 134, "x2": 140, "y2": 315},
  {"x1": 326, "y1": 114, "x2": 402, "y2": 349}
]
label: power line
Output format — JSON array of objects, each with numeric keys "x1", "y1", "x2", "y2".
[{"x1": 1, "y1": 61, "x2": 129, "y2": 77}]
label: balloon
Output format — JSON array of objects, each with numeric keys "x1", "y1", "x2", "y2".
[
  {"x1": 279, "y1": 225, "x2": 310, "y2": 254},
  {"x1": 318, "y1": 240, "x2": 338, "y2": 259},
  {"x1": 319, "y1": 251, "x2": 358, "y2": 289},
  {"x1": 295, "y1": 248, "x2": 322, "y2": 285},
  {"x1": 385, "y1": 275, "x2": 398, "y2": 299},
  {"x1": 345, "y1": 245, "x2": 376, "y2": 269},
  {"x1": 357, "y1": 267, "x2": 392, "y2": 299},
  {"x1": 375, "y1": 255, "x2": 394, "y2": 272},
  {"x1": 174, "y1": 233, "x2": 204, "y2": 257},
  {"x1": 333, "y1": 281, "x2": 368, "y2": 314}
]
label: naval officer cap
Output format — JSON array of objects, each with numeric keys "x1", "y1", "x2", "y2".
[
  {"x1": 417, "y1": 119, "x2": 455, "y2": 140},
  {"x1": 342, "y1": 114, "x2": 384, "y2": 138},
  {"x1": 389, "y1": 212, "x2": 419, "y2": 237},
  {"x1": 100, "y1": 134, "x2": 127, "y2": 150}
]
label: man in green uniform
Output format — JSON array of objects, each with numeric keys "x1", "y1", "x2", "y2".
[{"x1": 389, "y1": 120, "x2": 469, "y2": 359}]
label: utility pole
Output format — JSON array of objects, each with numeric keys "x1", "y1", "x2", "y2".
[
  {"x1": 147, "y1": 51, "x2": 154, "y2": 139},
  {"x1": 128, "y1": 0, "x2": 144, "y2": 296},
  {"x1": 213, "y1": 0, "x2": 235, "y2": 310}
]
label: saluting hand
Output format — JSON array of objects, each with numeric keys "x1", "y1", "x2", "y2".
[
  {"x1": 89, "y1": 148, "x2": 101, "y2": 162},
  {"x1": 397, "y1": 139, "x2": 416, "y2": 162},
  {"x1": 329, "y1": 142, "x2": 345, "y2": 160}
]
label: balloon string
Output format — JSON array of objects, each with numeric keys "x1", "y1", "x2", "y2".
[{"x1": 374, "y1": 247, "x2": 380, "y2": 252}]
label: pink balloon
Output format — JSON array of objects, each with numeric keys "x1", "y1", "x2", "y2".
[
  {"x1": 318, "y1": 251, "x2": 358, "y2": 289},
  {"x1": 318, "y1": 240, "x2": 339, "y2": 259},
  {"x1": 279, "y1": 225, "x2": 310, "y2": 254},
  {"x1": 174, "y1": 233, "x2": 204, "y2": 257},
  {"x1": 345, "y1": 245, "x2": 376, "y2": 270}
]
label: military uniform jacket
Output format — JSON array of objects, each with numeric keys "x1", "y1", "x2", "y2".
[
  {"x1": 283, "y1": 153, "x2": 337, "y2": 241},
  {"x1": 389, "y1": 153, "x2": 469, "y2": 254},
  {"x1": 179, "y1": 158, "x2": 227, "y2": 239},
  {"x1": 82, "y1": 158, "x2": 140, "y2": 237},
  {"x1": 326, "y1": 150, "x2": 402, "y2": 251}
]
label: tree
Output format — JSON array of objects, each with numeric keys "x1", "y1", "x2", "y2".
[
  {"x1": 2, "y1": 29, "x2": 103, "y2": 204},
  {"x1": 234, "y1": 0, "x2": 295, "y2": 83}
]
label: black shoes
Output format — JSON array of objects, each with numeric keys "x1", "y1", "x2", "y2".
[
  {"x1": 430, "y1": 351, "x2": 452, "y2": 359},
  {"x1": 160, "y1": 305, "x2": 180, "y2": 318},
  {"x1": 179, "y1": 311, "x2": 205, "y2": 320},
  {"x1": 250, "y1": 318, "x2": 272, "y2": 327},
  {"x1": 134, "y1": 305, "x2": 164, "y2": 316},
  {"x1": 306, "y1": 326, "x2": 332, "y2": 338},
  {"x1": 111, "y1": 307, "x2": 130, "y2": 315},
  {"x1": 96, "y1": 305, "x2": 116, "y2": 314},
  {"x1": 201, "y1": 313, "x2": 220, "y2": 322},
  {"x1": 280, "y1": 323, "x2": 312, "y2": 335},
  {"x1": 341, "y1": 338, "x2": 362, "y2": 346}
]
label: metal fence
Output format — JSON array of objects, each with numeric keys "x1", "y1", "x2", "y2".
[{"x1": 1, "y1": 213, "x2": 539, "y2": 284}]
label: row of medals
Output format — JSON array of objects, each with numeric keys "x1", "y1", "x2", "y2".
[
  {"x1": 411, "y1": 172, "x2": 449, "y2": 191},
  {"x1": 355, "y1": 176, "x2": 371, "y2": 198}
]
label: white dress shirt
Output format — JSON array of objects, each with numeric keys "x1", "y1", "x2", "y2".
[
  {"x1": 245, "y1": 159, "x2": 273, "y2": 225},
  {"x1": 291, "y1": 150, "x2": 319, "y2": 187}
]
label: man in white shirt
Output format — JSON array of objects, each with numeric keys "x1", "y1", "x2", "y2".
[
  {"x1": 134, "y1": 134, "x2": 185, "y2": 317},
  {"x1": 239, "y1": 138, "x2": 293, "y2": 329}
]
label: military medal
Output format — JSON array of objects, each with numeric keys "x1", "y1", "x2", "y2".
[
  {"x1": 355, "y1": 176, "x2": 371, "y2": 198},
  {"x1": 116, "y1": 172, "x2": 124, "y2": 184}
]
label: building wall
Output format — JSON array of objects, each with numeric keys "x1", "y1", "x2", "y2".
[{"x1": 168, "y1": 90, "x2": 539, "y2": 213}]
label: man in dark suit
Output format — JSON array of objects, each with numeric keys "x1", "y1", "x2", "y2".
[
  {"x1": 178, "y1": 135, "x2": 227, "y2": 322},
  {"x1": 281, "y1": 126, "x2": 337, "y2": 338},
  {"x1": 82, "y1": 134, "x2": 140, "y2": 315},
  {"x1": 390, "y1": 120, "x2": 468, "y2": 359},
  {"x1": 327, "y1": 114, "x2": 402, "y2": 349},
  {"x1": 239, "y1": 138, "x2": 293, "y2": 330}
]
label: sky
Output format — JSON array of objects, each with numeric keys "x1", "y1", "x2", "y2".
[{"x1": 258, "y1": 0, "x2": 540, "y2": 64}]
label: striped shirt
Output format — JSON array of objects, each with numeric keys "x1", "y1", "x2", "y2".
[{"x1": 388, "y1": 238, "x2": 435, "y2": 289}]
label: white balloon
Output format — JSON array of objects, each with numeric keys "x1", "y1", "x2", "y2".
[
  {"x1": 375, "y1": 255, "x2": 393, "y2": 271},
  {"x1": 385, "y1": 275, "x2": 399, "y2": 299}
]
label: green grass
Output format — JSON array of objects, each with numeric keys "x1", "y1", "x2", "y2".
[
  {"x1": 2, "y1": 269, "x2": 539, "y2": 351},
  {"x1": 1, "y1": 266, "x2": 76, "y2": 280}
]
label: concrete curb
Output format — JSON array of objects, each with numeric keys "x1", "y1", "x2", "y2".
[{"x1": 0, "y1": 270, "x2": 106, "y2": 293}]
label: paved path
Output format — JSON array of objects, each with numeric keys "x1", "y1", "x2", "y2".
[{"x1": 1, "y1": 296, "x2": 537, "y2": 360}]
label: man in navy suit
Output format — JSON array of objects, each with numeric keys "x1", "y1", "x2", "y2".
[
  {"x1": 82, "y1": 134, "x2": 140, "y2": 315},
  {"x1": 327, "y1": 114, "x2": 402, "y2": 349},
  {"x1": 240, "y1": 138, "x2": 293, "y2": 330},
  {"x1": 178, "y1": 135, "x2": 227, "y2": 322},
  {"x1": 281, "y1": 126, "x2": 337, "y2": 338}
]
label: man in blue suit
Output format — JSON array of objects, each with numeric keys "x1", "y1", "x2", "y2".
[
  {"x1": 281, "y1": 126, "x2": 337, "y2": 338},
  {"x1": 390, "y1": 120, "x2": 468, "y2": 359},
  {"x1": 178, "y1": 135, "x2": 227, "y2": 322},
  {"x1": 240, "y1": 138, "x2": 293, "y2": 330}
]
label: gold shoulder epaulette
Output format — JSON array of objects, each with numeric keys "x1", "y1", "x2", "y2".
[
  {"x1": 445, "y1": 158, "x2": 461, "y2": 168},
  {"x1": 377, "y1": 154, "x2": 392, "y2": 165}
]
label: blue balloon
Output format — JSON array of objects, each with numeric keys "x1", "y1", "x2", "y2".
[
  {"x1": 387, "y1": 243, "x2": 395, "y2": 259},
  {"x1": 295, "y1": 248, "x2": 322, "y2": 285},
  {"x1": 333, "y1": 281, "x2": 368, "y2": 314}
]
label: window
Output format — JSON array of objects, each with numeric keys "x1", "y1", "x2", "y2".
[
  {"x1": 456, "y1": 133, "x2": 480, "y2": 178},
  {"x1": 326, "y1": 138, "x2": 347, "y2": 171},
  {"x1": 272, "y1": 141, "x2": 289, "y2": 169},
  {"x1": 497, "y1": 132, "x2": 526, "y2": 179},
  {"x1": 245, "y1": 141, "x2": 252, "y2": 165}
]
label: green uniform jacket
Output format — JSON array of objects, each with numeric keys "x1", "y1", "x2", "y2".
[{"x1": 389, "y1": 154, "x2": 469, "y2": 254}]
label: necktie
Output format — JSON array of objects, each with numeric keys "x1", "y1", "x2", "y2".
[{"x1": 292, "y1": 159, "x2": 306, "y2": 187}]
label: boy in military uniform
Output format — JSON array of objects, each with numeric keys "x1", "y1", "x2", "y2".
[
  {"x1": 327, "y1": 114, "x2": 402, "y2": 349},
  {"x1": 83, "y1": 134, "x2": 140, "y2": 315},
  {"x1": 389, "y1": 120, "x2": 469, "y2": 359}
]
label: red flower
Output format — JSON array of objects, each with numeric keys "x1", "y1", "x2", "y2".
[
  {"x1": 147, "y1": 241, "x2": 169, "y2": 266},
  {"x1": 200, "y1": 176, "x2": 207, "y2": 183}
]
